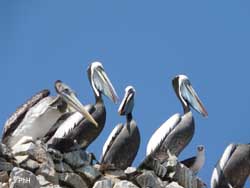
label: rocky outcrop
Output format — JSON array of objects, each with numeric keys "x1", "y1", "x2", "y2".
[{"x1": 0, "y1": 139, "x2": 206, "y2": 188}]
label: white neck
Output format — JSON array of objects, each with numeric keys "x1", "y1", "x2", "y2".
[{"x1": 191, "y1": 150, "x2": 205, "y2": 172}]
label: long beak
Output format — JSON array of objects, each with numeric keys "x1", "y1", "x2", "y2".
[
  {"x1": 182, "y1": 83, "x2": 208, "y2": 117},
  {"x1": 94, "y1": 67, "x2": 119, "y2": 103},
  {"x1": 60, "y1": 91, "x2": 99, "y2": 127},
  {"x1": 118, "y1": 92, "x2": 133, "y2": 115}
]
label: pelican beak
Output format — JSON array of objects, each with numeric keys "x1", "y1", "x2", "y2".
[
  {"x1": 56, "y1": 81, "x2": 98, "y2": 127},
  {"x1": 61, "y1": 92, "x2": 98, "y2": 127},
  {"x1": 182, "y1": 82, "x2": 208, "y2": 117},
  {"x1": 118, "y1": 90, "x2": 134, "y2": 115},
  {"x1": 93, "y1": 66, "x2": 119, "y2": 104}
]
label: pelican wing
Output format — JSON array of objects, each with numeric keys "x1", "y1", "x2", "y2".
[
  {"x1": 181, "y1": 156, "x2": 196, "y2": 168},
  {"x1": 218, "y1": 144, "x2": 237, "y2": 170},
  {"x1": 43, "y1": 112, "x2": 73, "y2": 142},
  {"x1": 47, "y1": 104, "x2": 95, "y2": 143},
  {"x1": 101, "y1": 123, "x2": 123, "y2": 161},
  {"x1": 211, "y1": 143, "x2": 237, "y2": 188},
  {"x1": 2, "y1": 89, "x2": 50, "y2": 143},
  {"x1": 146, "y1": 113, "x2": 181, "y2": 156}
]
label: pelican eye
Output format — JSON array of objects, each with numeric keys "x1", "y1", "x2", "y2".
[{"x1": 63, "y1": 88, "x2": 71, "y2": 94}]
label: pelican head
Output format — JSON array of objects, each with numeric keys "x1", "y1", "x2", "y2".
[
  {"x1": 118, "y1": 86, "x2": 136, "y2": 115},
  {"x1": 172, "y1": 75, "x2": 208, "y2": 117},
  {"x1": 197, "y1": 145, "x2": 205, "y2": 152},
  {"x1": 87, "y1": 62, "x2": 119, "y2": 103},
  {"x1": 55, "y1": 80, "x2": 98, "y2": 127}
]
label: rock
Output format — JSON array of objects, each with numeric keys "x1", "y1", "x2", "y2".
[
  {"x1": 36, "y1": 161, "x2": 58, "y2": 184},
  {"x1": 94, "y1": 164, "x2": 101, "y2": 171},
  {"x1": 0, "y1": 161, "x2": 13, "y2": 172},
  {"x1": 0, "y1": 158, "x2": 6, "y2": 162},
  {"x1": 13, "y1": 136, "x2": 34, "y2": 146},
  {"x1": 63, "y1": 150, "x2": 92, "y2": 168},
  {"x1": 173, "y1": 164, "x2": 203, "y2": 188},
  {"x1": 0, "y1": 143, "x2": 10, "y2": 154},
  {"x1": 124, "y1": 167, "x2": 137, "y2": 174},
  {"x1": 36, "y1": 175, "x2": 64, "y2": 188},
  {"x1": 48, "y1": 148, "x2": 63, "y2": 162},
  {"x1": 0, "y1": 182, "x2": 9, "y2": 188},
  {"x1": 14, "y1": 155, "x2": 29, "y2": 164},
  {"x1": 0, "y1": 171, "x2": 9, "y2": 183},
  {"x1": 124, "y1": 167, "x2": 139, "y2": 179},
  {"x1": 166, "y1": 182, "x2": 184, "y2": 188},
  {"x1": 113, "y1": 180, "x2": 139, "y2": 188},
  {"x1": 41, "y1": 184, "x2": 62, "y2": 188},
  {"x1": 28, "y1": 143, "x2": 48, "y2": 163},
  {"x1": 161, "y1": 181, "x2": 170, "y2": 187},
  {"x1": 136, "y1": 170, "x2": 163, "y2": 188},
  {"x1": 58, "y1": 173, "x2": 88, "y2": 188},
  {"x1": 9, "y1": 167, "x2": 40, "y2": 188},
  {"x1": 20, "y1": 159, "x2": 40, "y2": 172},
  {"x1": 0, "y1": 143, "x2": 13, "y2": 159},
  {"x1": 92, "y1": 179, "x2": 114, "y2": 188},
  {"x1": 54, "y1": 162, "x2": 73, "y2": 173},
  {"x1": 30, "y1": 143, "x2": 58, "y2": 184},
  {"x1": 138, "y1": 155, "x2": 168, "y2": 178},
  {"x1": 12, "y1": 142, "x2": 36, "y2": 156},
  {"x1": 36, "y1": 175, "x2": 51, "y2": 186},
  {"x1": 0, "y1": 135, "x2": 207, "y2": 188},
  {"x1": 76, "y1": 165, "x2": 101, "y2": 183},
  {"x1": 163, "y1": 152, "x2": 178, "y2": 179},
  {"x1": 103, "y1": 176, "x2": 120, "y2": 185},
  {"x1": 104, "y1": 169, "x2": 127, "y2": 179}
]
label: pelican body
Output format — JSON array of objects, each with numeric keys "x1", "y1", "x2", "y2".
[
  {"x1": 101, "y1": 86, "x2": 140, "y2": 170},
  {"x1": 180, "y1": 145, "x2": 205, "y2": 175},
  {"x1": 146, "y1": 75, "x2": 208, "y2": 163},
  {"x1": 2, "y1": 80, "x2": 96, "y2": 149},
  {"x1": 46, "y1": 62, "x2": 118, "y2": 151},
  {"x1": 211, "y1": 143, "x2": 250, "y2": 188}
]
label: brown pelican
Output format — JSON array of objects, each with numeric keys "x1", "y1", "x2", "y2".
[
  {"x1": 211, "y1": 143, "x2": 250, "y2": 188},
  {"x1": 101, "y1": 86, "x2": 140, "y2": 170},
  {"x1": 180, "y1": 145, "x2": 205, "y2": 175},
  {"x1": 146, "y1": 75, "x2": 208, "y2": 163},
  {"x1": 46, "y1": 62, "x2": 118, "y2": 151},
  {"x1": 2, "y1": 80, "x2": 97, "y2": 148}
]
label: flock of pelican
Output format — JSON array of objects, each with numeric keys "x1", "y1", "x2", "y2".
[{"x1": 1, "y1": 62, "x2": 250, "y2": 188}]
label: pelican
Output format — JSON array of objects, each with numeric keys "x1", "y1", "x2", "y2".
[
  {"x1": 2, "y1": 80, "x2": 97, "y2": 148},
  {"x1": 211, "y1": 143, "x2": 250, "y2": 188},
  {"x1": 146, "y1": 75, "x2": 208, "y2": 163},
  {"x1": 101, "y1": 86, "x2": 140, "y2": 170},
  {"x1": 46, "y1": 62, "x2": 118, "y2": 151},
  {"x1": 180, "y1": 145, "x2": 205, "y2": 175}
]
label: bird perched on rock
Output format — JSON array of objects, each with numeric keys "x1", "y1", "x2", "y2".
[
  {"x1": 180, "y1": 145, "x2": 205, "y2": 175},
  {"x1": 146, "y1": 75, "x2": 208, "y2": 163},
  {"x1": 211, "y1": 143, "x2": 250, "y2": 188},
  {"x1": 45, "y1": 62, "x2": 119, "y2": 151},
  {"x1": 2, "y1": 80, "x2": 96, "y2": 149},
  {"x1": 101, "y1": 86, "x2": 140, "y2": 170}
]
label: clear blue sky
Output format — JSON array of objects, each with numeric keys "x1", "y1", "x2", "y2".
[{"x1": 1, "y1": 1, "x2": 250, "y2": 186}]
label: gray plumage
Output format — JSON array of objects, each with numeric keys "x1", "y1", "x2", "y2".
[
  {"x1": 145, "y1": 75, "x2": 207, "y2": 165},
  {"x1": 181, "y1": 145, "x2": 205, "y2": 175},
  {"x1": 2, "y1": 89, "x2": 50, "y2": 145},
  {"x1": 2, "y1": 80, "x2": 96, "y2": 148},
  {"x1": 211, "y1": 143, "x2": 250, "y2": 188},
  {"x1": 101, "y1": 86, "x2": 140, "y2": 170},
  {"x1": 46, "y1": 62, "x2": 118, "y2": 151}
]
